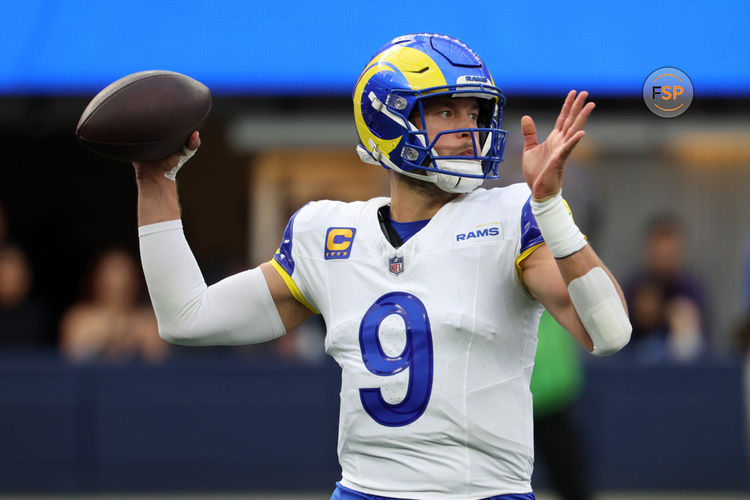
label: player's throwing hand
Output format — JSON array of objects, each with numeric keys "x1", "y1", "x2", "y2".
[
  {"x1": 521, "y1": 90, "x2": 595, "y2": 201},
  {"x1": 133, "y1": 131, "x2": 201, "y2": 182}
]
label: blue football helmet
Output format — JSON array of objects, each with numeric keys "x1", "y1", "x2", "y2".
[{"x1": 353, "y1": 33, "x2": 507, "y2": 193}]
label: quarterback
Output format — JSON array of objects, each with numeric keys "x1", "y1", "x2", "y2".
[{"x1": 134, "y1": 34, "x2": 631, "y2": 500}]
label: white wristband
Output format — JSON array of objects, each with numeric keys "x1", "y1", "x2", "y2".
[{"x1": 530, "y1": 191, "x2": 586, "y2": 259}]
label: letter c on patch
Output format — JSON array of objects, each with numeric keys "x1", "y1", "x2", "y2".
[{"x1": 325, "y1": 227, "x2": 356, "y2": 260}]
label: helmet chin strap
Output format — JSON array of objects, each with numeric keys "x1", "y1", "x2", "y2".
[
  {"x1": 432, "y1": 158, "x2": 484, "y2": 193},
  {"x1": 357, "y1": 142, "x2": 484, "y2": 194},
  {"x1": 431, "y1": 129, "x2": 495, "y2": 193}
]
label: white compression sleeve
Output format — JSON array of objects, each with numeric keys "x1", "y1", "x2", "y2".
[
  {"x1": 568, "y1": 267, "x2": 632, "y2": 356},
  {"x1": 138, "y1": 220, "x2": 285, "y2": 346}
]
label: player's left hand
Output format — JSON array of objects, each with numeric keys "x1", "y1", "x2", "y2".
[{"x1": 521, "y1": 90, "x2": 595, "y2": 201}]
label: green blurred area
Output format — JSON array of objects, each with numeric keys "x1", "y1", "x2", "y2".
[{"x1": 530, "y1": 310, "x2": 584, "y2": 416}]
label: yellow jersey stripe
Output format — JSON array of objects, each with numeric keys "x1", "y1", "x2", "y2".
[
  {"x1": 269, "y1": 258, "x2": 319, "y2": 314},
  {"x1": 515, "y1": 242, "x2": 545, "y2": 283}
]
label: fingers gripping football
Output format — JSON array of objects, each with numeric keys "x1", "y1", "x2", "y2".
[
  {"x1": 133, "y1": 131, "x2": 201, "y2": 182},
  {"x1": 164, "y1": 132, "x2": 201, "y2": 180}
]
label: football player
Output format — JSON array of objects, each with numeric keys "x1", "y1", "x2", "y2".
[{"x1": 134, "y1": 34, "x2": 631, "y2": 500}]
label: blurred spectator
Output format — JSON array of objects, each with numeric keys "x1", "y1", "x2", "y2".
[
  {"x1": 625, "y1": 214, "x2": 708, "y2": 362},
  {"x1": 60, "y1": 248, "x2": 169, "y2": 363},
  {"x1": 0, "y1": 243, "x2": 51, "y2": 346},
  {"x1": 531, "y1": 311, "x2": 591, "y2": 500}
]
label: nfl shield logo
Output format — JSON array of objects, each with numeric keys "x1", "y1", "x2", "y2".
[{"x1": 389, "y1": 256, "x2": 404, "y2": 276}]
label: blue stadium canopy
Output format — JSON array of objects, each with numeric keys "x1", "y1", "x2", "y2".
[{"x1": 1, "y1": 0, "x2": 747, "y2": 96}]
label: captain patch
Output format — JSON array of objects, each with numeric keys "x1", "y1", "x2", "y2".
[{"x1": 325, "y1": 227, "x2": 356, "y2": 259}]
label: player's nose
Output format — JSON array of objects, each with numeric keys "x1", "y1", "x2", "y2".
[{"x1": 456, "y1": 117, "x2": 479, "y2": 147}]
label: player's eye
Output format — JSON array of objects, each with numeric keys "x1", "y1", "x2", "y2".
[{"x1": 438, "y1": 110, "x2": 453, "y2": 118}]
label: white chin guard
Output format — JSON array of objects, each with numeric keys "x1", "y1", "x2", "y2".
[{"x1": 432, "y1": 159, "x2": 484, "y2": 193}]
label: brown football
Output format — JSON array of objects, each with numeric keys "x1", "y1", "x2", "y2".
[{"x1": 76, "y1": 70, "x2": 212, "y2": 162}]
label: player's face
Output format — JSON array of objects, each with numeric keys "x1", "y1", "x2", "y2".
[{"x1": 412, "y1": 97, "x2": 481, "y2": 157}]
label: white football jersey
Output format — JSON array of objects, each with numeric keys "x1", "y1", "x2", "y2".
[{"x1": 271, "y1": 184, "x2": 546, "y2": 499}]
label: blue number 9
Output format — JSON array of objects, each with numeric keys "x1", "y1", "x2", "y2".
[{"x1": 358, "y1": 292, "x2": 433, "y2": 427}]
